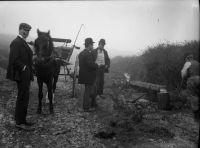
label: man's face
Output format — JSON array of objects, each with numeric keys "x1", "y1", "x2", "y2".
[
  {"x1": 88, "y1": 44, "x2": 94, "y2": 50},
  {"x1": 19, "y1": 28, "x2": 30, "y2": 39},
  {"x1": 98, "y1": 43, "x2": 105, "y2": 49}
]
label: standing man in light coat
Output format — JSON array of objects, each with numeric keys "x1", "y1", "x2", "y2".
[{"x1": 93, "y1": 39, "x2": 110, "y2": 98}]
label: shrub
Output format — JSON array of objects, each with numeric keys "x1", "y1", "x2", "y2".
[{"x1": 110, "y1": 41, "x2": 199, "y2": 90}]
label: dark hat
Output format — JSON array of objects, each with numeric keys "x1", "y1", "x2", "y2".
[
  {"x1": 19, "y1": 23, "x2": 32, "y2": 31},
  {"x1": 84, "y1": 38, "x2": 95, "y2": 45},
  {"x1": 99, "y1": 39, "x2": 106, "y2": 45},
  {"x1": 185, "y1": 54, "x2": 193, "y2": 61}
]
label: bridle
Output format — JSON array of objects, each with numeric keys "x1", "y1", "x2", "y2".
[{"x1": 35, "y1": 35, "x2": 53, "y2": 61}]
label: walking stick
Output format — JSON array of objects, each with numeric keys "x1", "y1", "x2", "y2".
[
  {"x1": 72, "y1": 55, "x2": 79, "y2": 98},
  {"x1": 71, "y1": 24, "x2": 84, "y2": 97}
]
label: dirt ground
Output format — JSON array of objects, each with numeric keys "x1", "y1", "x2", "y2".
[{"x1": 0, "y1": 68, "x2": 199, "y2": 148}]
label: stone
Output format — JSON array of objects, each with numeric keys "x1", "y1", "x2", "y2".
[
  {"x1": 0, "y1": 113, "x2": 3, "y2": 120},
  {"x1": 24, "y1": 145, "x2": 32, "y2": 148}
]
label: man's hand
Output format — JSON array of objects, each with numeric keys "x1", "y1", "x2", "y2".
[
  {"x1": 22, "y1": 65, "x2": 27, "y2": 71},
  {"x1": 99, "y1": 64, "x2": 105, "y2": 68}
]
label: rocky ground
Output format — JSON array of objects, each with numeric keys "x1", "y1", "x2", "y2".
[{"x1": 0, "y1": 67, "x2": 199, "y2": 148}]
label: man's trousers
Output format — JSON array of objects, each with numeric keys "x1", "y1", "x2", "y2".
[
  {"x1": 96, "y1": 67, "x2": 105, "y2": 95},
  {"x1": 83, "y1": 83, "x2": 97, "y2": 110},
  {"x1": 15, "y1": 69, "x2": 31, "y2": 124}
]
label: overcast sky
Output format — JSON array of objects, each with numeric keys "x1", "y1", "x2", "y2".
[{"x1": 0, "y1": 0, "x2": 199, "y2": 59}]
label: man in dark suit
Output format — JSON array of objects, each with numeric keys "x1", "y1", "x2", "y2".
[
  {"x1": 181, "y1": 54, "x2": 199, "y2": 147},
  {"x1": 78, "y1": 38, "x2": 99, "y2": 112},
  {"x1": 6, "y1": 23, "x2": 34, "y2": 130},
  {"x1": 181, "y1": 54, "x2": 199, "y2": 120},
  {"x1": 93, "y1": 39, "x2": 110, "y2": 98}
]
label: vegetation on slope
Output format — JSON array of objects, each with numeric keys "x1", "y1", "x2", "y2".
[{"x1": 110, "y1": 41, "x2": 199, "y2": 90}]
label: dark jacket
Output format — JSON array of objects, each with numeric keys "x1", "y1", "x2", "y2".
[
  {"x1": 188, "y1": 60, "x2": 199, "y2": 77},
  {"x1": 78, "y1": 49, "x2": 98, "y2": 84},
  {"x1": 6, "y1": 36, "x2": 34, "y2": 81},
  {"x1": 93, "y1": 48, "x2": 110, "y2": 73}
]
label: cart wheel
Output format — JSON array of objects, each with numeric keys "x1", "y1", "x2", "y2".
[{"x1": 63, "y1": 66, "x2": 67, "y2": 81}]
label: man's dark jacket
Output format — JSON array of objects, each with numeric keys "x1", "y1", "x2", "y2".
[
  {"x1": 6, "y1": 36, "x2": 34, "y2": 81},
  {"x1": 93, "y1": 48, "x2": 110, "y2": 73},
  {"x1": 78, "y1": 49, "x2": 98, "y2": 84}
]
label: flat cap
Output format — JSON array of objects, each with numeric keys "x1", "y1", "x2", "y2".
[{"x1": 19, "y1": 23, "x2": 32, "y2": 31}]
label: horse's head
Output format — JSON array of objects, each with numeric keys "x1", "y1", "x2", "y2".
[{"x1": 34, "y1": 29, "x2": 53, "y2": 58}]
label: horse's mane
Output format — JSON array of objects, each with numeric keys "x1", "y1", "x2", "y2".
[{"x1": 34, "y1": 29, "x2": 54, "y2": 58}]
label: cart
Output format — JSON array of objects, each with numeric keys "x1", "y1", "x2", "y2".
[{"x1": 51, "y1": 37, "x2": 79, "y2": 97}]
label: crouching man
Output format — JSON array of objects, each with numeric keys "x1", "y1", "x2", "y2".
[{"x1": 181, "y1": 54, "x2": 199, "y2": 121}]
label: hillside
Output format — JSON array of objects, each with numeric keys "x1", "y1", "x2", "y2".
[
  {"x1": 0, "y1": 67, "x2": 198, "y2": 147},
  {"x1": 0, "y1": 34, "x2": 15, "y2": 69}
]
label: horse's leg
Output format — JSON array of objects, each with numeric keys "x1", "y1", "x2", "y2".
[
  {"x1": 37, "y1": 78, "x2": 43, "y2": 114},
  {"x1": 45, "y1": 68, "x2": 59, "y2": 104},
  {"x1": 47, "y1": 80, "x2": 54, "y2": 114},
  {"x1": 45, "y1": 91, "x2": 49, "y2": 103}
]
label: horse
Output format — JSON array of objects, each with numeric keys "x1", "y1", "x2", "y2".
[{"x1": 34, "y1": 29, "x2": 60, "y2": 114}]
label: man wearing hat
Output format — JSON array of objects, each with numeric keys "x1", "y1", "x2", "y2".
[
  {"x1": 78, "y1": 38, "x2": 99, "y2": 112},
  {"x1": 93, "y1": 39, "x2": 110, "y2": 98},
  {"x1": 181, "y1": 53, "x2": 200, "y2": 146},
  {"x1": 6, "y1": 23, "x2": 34, "y2": 130}
]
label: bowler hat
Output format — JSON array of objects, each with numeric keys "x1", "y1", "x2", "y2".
[
  {"x1": 84, "y1": 38, "x2": 95, "y2": 45},
  {"x1": 99, "y1": 39, "x2": 106, "y2": 45},
  {"x1": 19, "y1": 23, "x2": 32, "y2": 31},
  {"x1": 185, "y1": 54, "x2": 193, "y2": 61}
]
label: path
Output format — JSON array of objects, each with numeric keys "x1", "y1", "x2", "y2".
[{"x1": 0, "y1": 68, "x2": 199, "y2": 148}]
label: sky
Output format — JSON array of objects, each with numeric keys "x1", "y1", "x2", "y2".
[{"x1": 0, "y1": 0, "x2": 199, "y2": 60}]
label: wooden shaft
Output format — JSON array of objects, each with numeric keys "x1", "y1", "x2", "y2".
[{"x1": 52, "y1": 38, "x2": 71, "y2": 43}]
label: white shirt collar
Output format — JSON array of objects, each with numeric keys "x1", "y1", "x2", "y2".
[
  {"x1": 98, "y1": 48, "x2": 104, "y2": 53},
  {"x1": 18, "y1": 34, "x2": 26, "y2": 41}
]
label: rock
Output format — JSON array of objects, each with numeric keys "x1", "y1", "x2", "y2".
[
  {"x1": 1, "y1": 130, "x2": 7, "y2": 135},
  {"x1": 0, "y1": 113, "x2": 3, "y2": 120},
  {"x1": 53, "y1": 129, "x2": 71, "y2": 136},
  {"x1": 138, "y1": 98, "x2": 149, "y2": 103},
  {"x1": 148, "y1": 139, "x2": 155, "y2": 142},
  {"x1": 41, "y1": 135, "x2": 47, "y2": 138},
  {"x1": 9, "y1": 120, "x2": 15, "y2": 125},
  {"x1": 144, "y1": 114, "x2": 163, "y2": 120},
  {"x1": 75, "y1": 118, "x2": 83, "y2": 123},
  {"x1": 24, "y1": 145, "x2": 32, "y2": 148},
  {"x1": 1, "y1": 137, "x2": 7, "y2": 144},
  {"x1": 38, "y1": 123, "x2": 43, "y2": 128}
]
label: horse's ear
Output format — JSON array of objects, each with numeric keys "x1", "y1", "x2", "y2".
[
  {"x1": 37, "y1": 29, "x2": 40, "y2": 35},
  {"x1": 48, "y1": 30, "x2": 50, "y2": 35}
]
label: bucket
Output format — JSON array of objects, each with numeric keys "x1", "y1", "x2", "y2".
[{"x1": 158, "y1": 92, "x2": 170, "y2": 110}]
